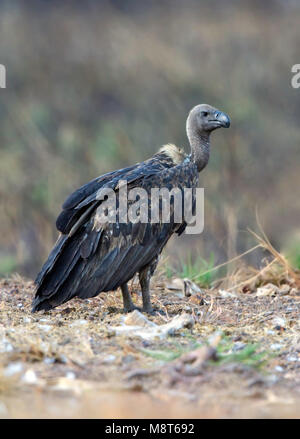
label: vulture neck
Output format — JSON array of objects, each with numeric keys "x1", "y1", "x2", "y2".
[{"x1": 187, "y1": 127, "x2": 210, "y2": 172}]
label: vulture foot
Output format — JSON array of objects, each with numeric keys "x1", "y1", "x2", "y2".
[
  {"x1": 123, "y1": 304, "x2": 141, "y2": 313},
  {"x1": 121, "y1": 284, "x2": 139, "y2": 314},
  {"x1": 141, "y1": 306, "x2": 166, "y2": 316}
]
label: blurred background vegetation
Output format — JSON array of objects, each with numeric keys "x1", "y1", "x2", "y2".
[{"x1": 0, "y1": 0, "x2": 299, "y2": 278}]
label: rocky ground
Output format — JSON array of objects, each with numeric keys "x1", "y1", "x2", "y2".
[{"x1": 0, "y1": 274, "x2": 300, "y2": 418}]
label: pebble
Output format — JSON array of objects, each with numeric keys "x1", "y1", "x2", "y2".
[
  {"x1": 266, "y1": 374, "x2": 279, "y2": 384},
  {"x1": 59, "y1": 354, "x2": 68, "y2": 364},
  {"x1": 65, "y1": 371, "x2": 76, "y2": 380},
  {"x1": 38, "y1": 324, "x2": 52, "y2": 332},
  {"x1": 44, "y1": 357, "x2": 55, "y2": 364},
  {"x1": 102, "y1": 354, "x2": 116, "y2": 364},
  {"x1": 122, "y1": 355, "x2": 135, "y2": 364},
  {"x1": 272, "y1": 317, "x2": 286, "y2": 328},
  {"x1": 270, "y1": 343, "x2": 283, "y2": 351},
  {"x1": 218, "y1": 290, "x2": 237, "y2": 298},
  {"x1": 4, "y1": 362, "x2": 23, "y2": 376},
  {"x1": 21, "y1": 369, "x2": 38, "y2": 384},
  {"x1": 274, "y1": 366, "x2": 284, "y2": 372},
  {"x1": 71, "y1": 319, "x2": 88, "y2": 326},
  {"x1": 232, "y1": 342, "x2": 246, "y2": 352},
  {"x1": 2, "y1": 340, "x2": 14, "y2": 352}
]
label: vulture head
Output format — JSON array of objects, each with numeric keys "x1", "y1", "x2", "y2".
[
  {"x1": 187, "y1": 104, "x2": 230, "y2": 136},
  {"x1": 186, "y1": 104, "x2": 230, "y2": 171}
]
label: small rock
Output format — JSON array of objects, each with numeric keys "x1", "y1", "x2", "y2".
[
  {"x1": 183, "y1": 278, "x2": 202, "y2": 297},
  {"x1": 272, "y1": 316, "x2": 286, "y2": 329},
  {"x1": 256, "y1": 284, "x2": 277, "y2": 297},
  {"x1": 232, "y1": 342, "x2": 246, "y2": 352},
  {"x1": 65, "y1": 371, "x2": 76, "y2": 380},
  {"x1": 126, "y1": 368, "x2": 158, "y2": 380},
  {"x1": 124, "y1": 310, "x2": 156, "y2": 328},
  {"x1": 274, "y1": 366, "x2": 284, "y2": 372},
  {"x1": 4, "y1": 362, "x2": 23, "y2": 377},
  {"x1": 270, "y1": 343, "x2": 283, "y2": 351},
  {"x1": 22, "y1": 369, "x2": 38, "y2": 384},
  {"x1": 44, "y1": 357, "x2": 55, "y2": 364},
  {"x1": 38, "y1": 324, "x2": 51, "y2": 332},
  {"x1": 266, "y1": 374, "x2": 279, "y2": 384},
  {"x1": 2, "y1": 340, "x2": 14, "y2": 352},
  {"x1": 232, "y1": 335, "x2": 242, "y2": 342},
  {"x1": 218, "y1": 290, "x2": 237, "y2": 298},
  {"x1": 122, "y1": 355, "x2": 135, "y2": 364},
  {"x1": 278, "y1": 285, "x2": 290, "y2": 295},
  {"x1": 293, "y1": 343, "x2": 300, "y2": 352},
  {"x1": 247, "y1": 377, "x2": 266, "y2": 387},
  {"x1": 58, "y1": 354, "x2": 68, "y2": 364},
  {"x1": 102, "y1": 354, "x2": 116, "y2": 364}
]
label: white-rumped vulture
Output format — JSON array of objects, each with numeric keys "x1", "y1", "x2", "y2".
[{"x1": 32, "y1": 104, "x2": 230, "y2": 314}]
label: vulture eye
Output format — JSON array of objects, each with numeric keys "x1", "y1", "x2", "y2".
[{"x1": 201, "y1": 111, "x2": 208, "y2": 117}]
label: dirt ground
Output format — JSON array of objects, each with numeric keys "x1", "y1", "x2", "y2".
[{"x1": 1, "y1": 274, "x2": 300, "y2": 419}]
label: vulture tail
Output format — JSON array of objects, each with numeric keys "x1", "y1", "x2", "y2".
[{"x1": 32, "y1": 231, "x2": 86, "y2": 312}]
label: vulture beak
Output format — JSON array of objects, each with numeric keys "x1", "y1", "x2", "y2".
[{"x1": 214, "y1": 111, "x2": 231, "y2": 128}]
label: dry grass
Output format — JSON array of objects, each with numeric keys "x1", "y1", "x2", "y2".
[
  {"x1": 1, "y1": 246, "x2": 300, "y2": 419},
  {"x1": 197, "y1": 220, "x2": 300, "y2": 293}
]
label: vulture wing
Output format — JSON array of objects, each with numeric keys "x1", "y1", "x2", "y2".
[{"x1": 32, "y1": 154, "x2": 197, "y2": 311}]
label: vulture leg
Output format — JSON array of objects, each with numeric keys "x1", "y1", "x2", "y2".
[
  {"x1": 139, "y1": 268, "x2": 153, "y2": 314},
  {"x1": 139, "y1": 256, "x2": 159, "y2": 314},
  {"x1": 121, "y1": 283, "x2": 139, "y2": 313}
]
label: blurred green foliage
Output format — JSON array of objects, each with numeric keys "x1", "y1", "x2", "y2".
[
  {"x1": 141, "y1": 334, "x2": 270, "y2": 370},
  {"x1": 166, "y1": 252, "x2": 216, "y2": 287},
  {"x1": 0, "y1": 0, "x2": 299, "y2": 277},
  {"x1": 286, "y1": 242, "x2": 300, "y2": 270}
]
